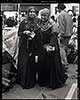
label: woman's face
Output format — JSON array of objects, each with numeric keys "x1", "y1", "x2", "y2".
[
  {"x1": 41, "y1": 14, "x2": 49, "y2": 22},
  {"x1": 29, "y1": 8, "x2": 36, "y2": 18}
]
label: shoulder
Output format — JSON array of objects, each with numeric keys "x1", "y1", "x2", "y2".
[
  {"x1": 58, "y1": 10, "x2": 67, "y2": 18},
  {"x1": 35, "y1": 17, "x2": 41, "y2": 24},
  {"x1": 22, "y1": 19, "x2": 28, "y2": 24},
  {"x1": 19, "y1": 19, "x2": 28, "y2": 27},
  {"x1": 35, "y1": 17, "x2": 41, "y2": 21}
]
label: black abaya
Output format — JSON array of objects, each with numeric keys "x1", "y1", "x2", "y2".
[
  {"x1": 17, "y1": 19, "x2": 41, "y2": 89},
  {"x1": 37, "y1": 26, "x2": 68, "y2": 89}
]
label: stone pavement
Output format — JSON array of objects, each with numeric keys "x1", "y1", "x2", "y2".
[{"x1": 2, "y1": 64, "x2": 78, "y2": 99}]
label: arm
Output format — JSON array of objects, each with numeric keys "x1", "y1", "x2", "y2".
[
  {"x1": 57, "y1": 15, "x2": 65, "y2": 35},
  {"x1": 49, "y1": 26, "x2": 59, "y2": 51},
  {"x1": 18, "y1": 21, "x2": 26, "y2": 37},
  {"x1": 42, "y1": 27, "x2": 58, "y2": 52}
]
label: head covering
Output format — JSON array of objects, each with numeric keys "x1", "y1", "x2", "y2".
[
  {"x1": 57, "y1": 3, "x2": 66, "y2": 10},
  {"x1": 27, "y1": 6, "x2": 38, "y2": 16},
  {"x1": 39, "y1": 8, "x2": 52, "y2": 31},
  {"x1": 40, "y1": 8, "x2": 50, "y2": 16},
  {"x1": 24, "y1": 7, "x2": 40, "y2": 32}
]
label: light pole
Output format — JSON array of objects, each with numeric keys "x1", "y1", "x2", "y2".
[{"x1": 18, "y1": 3, "x2": 20, "y2": 24}]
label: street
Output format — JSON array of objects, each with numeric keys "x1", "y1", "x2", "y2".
[{"x1": 2, "y1": 64, "x2": 78, "y2": 99}]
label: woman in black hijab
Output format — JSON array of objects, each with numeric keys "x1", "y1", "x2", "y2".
[
  {"x1": 17, "y1": 7, "x2": 41, "y2": 89},
  {"x1": 37, "y1": 8, "x2": 68, "y2": 89}
]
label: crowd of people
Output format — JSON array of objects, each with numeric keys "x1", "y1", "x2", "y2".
[
  {"x1": 2, "y1": 3, "x2": 78, "y2": 91},
  {"x1": 3, "y1": 14, "x2": 18, "y2": 27}
]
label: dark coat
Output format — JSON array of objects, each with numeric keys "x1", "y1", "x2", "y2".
[
  {"x1": 37, "y1": 26, "x2": 68, "y2": 89},
  {"x1": 17, "y1": 18, "x2": 41, "y2": 89}
]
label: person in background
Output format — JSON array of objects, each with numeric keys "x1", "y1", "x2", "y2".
[
  {"x1": 72, "y1": 13, "x2": 78, "y2": 28},
  {"x1": 67, "y1": 10, "x2": 78, "y2": 28},
  {"x1": 51, "y1": 15, "x2": 59, "y2": 33},
  {"x1": 73, "y1": 13, "x2": 76, "y2": 23},
  {"x1": 6, "y1": 16, "x2": 16, "y2": 27},
  {"x1": 17, "y1": 7, "x2": 41, "y2": 89},
  {"x1": 6, "y1": 17, "x2": 12, "y2": 27},
  {"x1": 50, "y1": 15, "x2": 55, "y2": 25},
  {"x1": 37, "y1": 8, "x2": 68, "y2": 89},
  {"x1": 67, "y1": 9, "x2": 73, "y2": 18},
  {"x1": 11, "y1": 16, "x2": 17, "y2": 26},
  {"x1": 67, "y1": 24, "x2": 78, "y2": 64},
  {"x1": 57, "y1": 3, "x2": 73, "y2": 68},
  {"x1": 15, "y1": 13, "x2": 18, "y2": 25},
  {"x1": 20, "y1": 13, "x2": 26, "y2": 22}
]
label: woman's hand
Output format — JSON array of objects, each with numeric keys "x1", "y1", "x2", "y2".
[
  {"x1": 23, "y1": 30, "x2": 31, "y2": 35},
  {"x1": 30, "y1": 31, "x2": 36, "y2": 38},
  {"x1": 23, "y1": 31, "x2": 35, "y2": 38},
  {"x1": 46, "y1": 46, "x2": 55, "y2": 52},
  {"x1": 23, "y1": 31, "x2": 36, "y2": 40}
]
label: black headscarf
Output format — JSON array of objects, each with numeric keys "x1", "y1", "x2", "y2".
[
  {"x1": 25, "y1": 7, "x2": 40, "y2": 32},
  {"x1": 27, "y1": 6, "x2": 38, "y2": 17}
]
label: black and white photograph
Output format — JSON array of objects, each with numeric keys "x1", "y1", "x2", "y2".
[{"x1": 1, "y1": 2, "x2": 79, "y2": 99}]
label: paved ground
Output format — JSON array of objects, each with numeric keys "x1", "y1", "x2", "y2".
[{"x1": 2, "y1": 64, "x2": 78, "y2": 99}]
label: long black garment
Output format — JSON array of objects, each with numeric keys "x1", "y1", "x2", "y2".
[
  {"x1": 36, "y1": 27, "x2": 52, "y2": 86},
  {"x1": 37, "y1": 26, "x2": 68, "y2": 89},
  {"x1": 17, "y1": 19, "x2": 41, "y2": 89}
]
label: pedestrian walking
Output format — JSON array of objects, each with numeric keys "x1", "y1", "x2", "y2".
[{"x1": 57, "y1": 3, "x2": 73, "y2": 66}]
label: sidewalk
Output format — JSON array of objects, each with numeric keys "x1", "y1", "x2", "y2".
[{"x1": 2, "y1": 64, "x2": 78, "y2": 99}]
